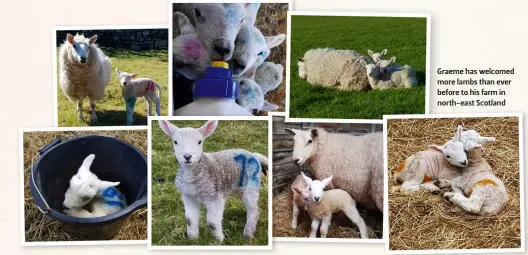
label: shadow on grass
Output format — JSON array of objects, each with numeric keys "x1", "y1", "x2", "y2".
[
  {"x1": 417, "y1": 71, "x2": 426, "y2": 85},
  {"x1": 100, "y1": 47, "x2": 168, "y2": 62},
  {"x1": 84, "y1": 110, "x2": 148, "y2": 126}
]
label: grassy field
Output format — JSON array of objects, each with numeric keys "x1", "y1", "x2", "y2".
[
  {"x1": 23, "y1": 130, "x2": 147, "y2": 242},
  {"x1": 151, "y1": 120, "x2": 269, "y2": 246},
  {"x1": 289, "y1": 16, "x2": 427, "y2": 119},
  {"x1": 57, "y1": 47, "x2": 169, "y2": 126}
]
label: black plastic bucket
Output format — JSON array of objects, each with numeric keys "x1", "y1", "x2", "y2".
[{"x1": 29, "y1": 135, "x2": 147, "y2": 240}]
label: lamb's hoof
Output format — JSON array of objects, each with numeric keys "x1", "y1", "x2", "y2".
[
  {"x1": 432, "y1": 190, "x2": 440, "y2": 195},
  {"x1": 187, "y1": 231, "x2": 198, "y2": 240},
  {"x1": 443, "y1": 193, "x2": 454, "y2": 201},
  {"x1": 215, "y1": 233, "x2": 225, "y2": 242},
  {"x1": 243, "y1": 228, "x2": 256, "y2": 240},
  {"x1": 434, "y1": 180, "x2": 441, "y2": 187},
  {"x1": 91, "y1": 115, "x2": 98, "y2": 123},
  {"x1": 291, "y1": 222, "x2": 297, "y2": 230}
]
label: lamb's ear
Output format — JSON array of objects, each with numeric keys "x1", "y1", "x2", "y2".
[
  {"x1": 130, "y1": 74, "x2": 137, "y2": 78},
  {"x1": 359, "y1": 60, "x2": 367, "y2": 68},
  {"x1": 265, "y1": 34, "x2": 286, "y2": 49},
  {"x1": 79, "y1": 154, "x2": 96, "y2": 173},
  {"x1": 97, "y1": 180, "x2": 120, "y2": 191},
  {"x1": 301, "y1": 172, "x2": 312, "y2": 184},
  {"x1": 381, "y1": 49, "x2": 388, "y2": 55},
  {"x1": 389, "y1": 56, "x2": 396, "y2": 64},
  {"x1": 464, "y1": 140, "x2": 482, "y2": 151},
  {"x1": 367, "y1": 50, "x2": 374, "y2": 57},
  {"x1": 67, "y1": 33, "x2": 74, "y2": 44},
  {"x1": 292, "y1": 186, "x2": 302, "y2": 194},
  {"x1": 158, "y1": 120, "x2": 178, "y2": 137},
  {"x1": 88, "y1": 35, "x2": 97, "y2": 45},
  {"x1": 261, "y1": 101, "x2": 279, "y2": 112},
  {"x1": 297, "y1": 57, "x2": 304, "y2": 62},
  {"x1": 115, "y1": 68, "x2": 121, "y2": 76},
  {"x1": 310, "y1": 128, "x2": 318, "y2": 139},
  {"x1": 174, "y1": 11, "x2": 196, "y2": 34},
  {"x1": 284, "y1": 128, "x2": 296, "y2": 135},
  {"x1": 428, "y1": 144, "x2": 444, "y2": 152},
  {"x1": 452, "y1": 125, "x2": 463, "y2": 142},
  {"x1": 322, "y1": 175, "x2": 333, "y2": 187},
  {"x1": 198, "y1": 120, "x2": 218, "y2": 137}
]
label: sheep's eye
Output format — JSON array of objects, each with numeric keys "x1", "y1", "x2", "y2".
[
  {"x1": 194, "y1": 9, "x2": 201, "y2": 18},
  {"x1": 307, "y1": 139, "x2": 312, "y2": 145},
  {"x1": 258, "y1": 51, "x2": 264, "y2": 56},
  {"x1": 198, "y1": 140, "x2": 202, "y2": 145},
  {"x1": 309, "y1": 187, "x2": 311, "y2": 191},
  {"x1": 252, "y1": 109, "x2": 258, "y2": 115},
  {"x1": 241, "y1": 18, "x2": 245, "y2": 24},
  {"x1": 446, "y1": 155, "x2": 451, "y2": 159},
  {"x1": 174, "y1": 141, "x2": 178, "y2": 145}
]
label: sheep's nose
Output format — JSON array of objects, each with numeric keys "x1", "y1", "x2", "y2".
[
  {"x1": 461, "y1": 160, "x2": 468, "y2": 166},
  {"x1": 212, "y1": 39, "x2": 231, "y2": 59},
  {"x1": 235, "y1": 60, "x2": 246, "y2": 70},
  {"x1": 214, "y1": 46, "x2": 230, "y2": 58},
  {"x1": 314, "y1": 197, "x2": 320, "y2": 202},
  {"x1": 183, "y1": 154, "x2": 192, "y2": 161},
  {"x1": 293, "y1": 159, "x2": 299, "y2": 165},
  {"x1": 80, "y1": 57, "x2": 86, "y2": 63},
  {"x1": 122, "y1": 82, "x2": 126, "y2": 86}
]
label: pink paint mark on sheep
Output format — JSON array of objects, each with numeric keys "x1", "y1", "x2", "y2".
[{"x1": 183, "y1": 40, "x2": 205, "y2": 60}]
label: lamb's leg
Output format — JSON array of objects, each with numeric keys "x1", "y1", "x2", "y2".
[
  {"x1": 443, "y1": 192, "x2": 485, "y2": 214},
  {"x1": 241, "y1": 188, "x2": 259, "y2": 239},
  {"x1": 434, "y1": 179, "x2": 452, "y2": 189},
  {"x1": 291, "y1": 200, "x2": 300, "y2": 229},
  {"x1": 343, "y1": 204, "x2": 369, "y2": 239},
  {"x1": 181, "y1": 194, "x2": 201, "y2": 240},
  {"x1": 478, "y1": 136, "x2": 496, "y2": 144},
  {"x1": 89, "y1": 98, "x2": 98, "y2": 122},
  {"x1": 76, "y1": 100, "x2": 84, "y2": 121},
  {"x1": 205, "y1": 197, "x2": 226, "y2": 242},
  {"x1": 319, "y1": 214, "x2": 332, "y2": 238},
  {"x1": 309, "y1": 218, "x2": 321, "y2": 238},
  {"x1": 145, "y1": 96, "x2": 153, "y2": 116},
  {"x1": 401, "y1": 181, "x2": 440, "y2": 193},
  {"x1": 125, "y1": 97, "x2": 137, "y2": 125},
  {"x1": 154, "y1": 96, "x2": 161, "y2": 116},
  {"x1": 449, "y1": 177, "x2": 464, "y2": 194}
]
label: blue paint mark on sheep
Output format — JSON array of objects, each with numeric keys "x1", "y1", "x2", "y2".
[
  {"x1": 234, "y1": 154, "x2": 261, "y2": 188},
  {"x1": 225, "y1": 7, "x2": 239, "y2": 26},
  {"x1": 102, "y1": 187, "x2": 125, "y2": 201},
  {"x1": 104, "y1": 200, "x2": 126, "y2": 209}
]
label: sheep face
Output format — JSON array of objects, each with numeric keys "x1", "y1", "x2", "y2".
[
  {"x1": 378, "y1": 56, "x2": 396, "y2": 74},
  {"x1": 63, "y1": 154, "x2": 120, "y2": 209},
  {"x1": 301, "y1": 172, "x2": 333, "y2": 203},
  {"x1": 193, "y1": 3, "x2": 246, "y2": 61},
  {"x1": 173, "y1": 11, "x2": 210, "y2": 80},
  {"x1": 231, "y1": 25, "x2": 286, "y2": 77},
  {"x1": 158, "y1": 120, "x2": 218, "y2": 166},
  {"x1": 115, "y1": 68, "x2": 137, "y2": 87},
  {"x1": 235, "y1": 77, "x2": 278, "y2": 114},
  {"x1": 292, "y1": 185, "x2": 313, "y2": 205},
  {"x1": 428, "y1": 125, "x2": 469, "y2": 168},
  {"x1": 368, "y1": 49, "x2": 387, "y2": 63},
  {"x1": 66, "y1": 33, "x2": 97, "y2": 64},
  {"x1": 297, "y1": 58, "x2": 307, "y2": 79},
  {"x1": 284, "y1": 128, "x2": 318, "y2": 166}
]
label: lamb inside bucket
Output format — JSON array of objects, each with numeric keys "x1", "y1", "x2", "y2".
[{"x1": 29, "y1": 135, "x2": 147, "y2": 239}]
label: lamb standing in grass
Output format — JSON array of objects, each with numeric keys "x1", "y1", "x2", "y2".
[
  {"x1": 443, "y1": 141, "x2": 508, "y2": 216},
  {"x1": 158, "y1": 120, "x2": 268, "y2": 242},
  {"x1": 115, "y1": 68, "x2": 162, "y2": 125},
  {"x1": 63, "y1": 154, "x2": 127, "y2": 218},
  {"x1": 359, "y1": 59, "x2": 418, "y2": 90},
  {"x1": 297, "y1": 48, "x2": 372, "y2": 91},
  {"x1": 293, "y1": 173, "x2": 368, "y2": 239},
  {"x1": 368, "y1": 49, "x2": 387, "y2": 63},
  {"x1": 285, "y1": 128, "x2": 384, "y2": 212},
  {"x1": 59, "y1": 33, "x2": 111, "y2": 122}
]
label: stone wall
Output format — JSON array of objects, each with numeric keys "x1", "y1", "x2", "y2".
[
  {"x1": 56, "y1": 29, "x2": 168, "y2": 51},
  {"x1": 272, "y1": 116, "x2": 383, "y2": 195}
]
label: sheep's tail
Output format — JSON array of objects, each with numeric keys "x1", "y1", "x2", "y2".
[
  {"x1": 154, "y1": 82, "x2": 162, "y2": 99},
  {"x1": 253, "y1": 153, "x2": 268, "y2": 176}
]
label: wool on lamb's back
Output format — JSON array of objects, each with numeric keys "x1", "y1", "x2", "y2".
[
  {"x1": 59, "y1": 34, "x2": 111, "y2": 102},
  {"x1": 308, "y1": 129, "x2": 384, "y2": 211},
  {"x1": 302, "y1": 48, "x2": 371, "y2": 91}
]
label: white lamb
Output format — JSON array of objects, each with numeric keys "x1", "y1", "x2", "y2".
[
  {"x1": 297, "y1": 48, "x2": 372, "y2": 91},
  {"x1": 172, "y1": 3, "x2": 247, "y2": 60},
  {"x1": 254, "y1": 61, "x2": 284, "y2": 94},
  {"x1": 443, "y1": 141, "x2": 508, "y2": 216},
  {"x1": 292, "y1": 173, "x2": 368, "y2": 239},
  {"x1": 235, "y1": 77, "x2": 279, "y2": 114},
  {"x1": 367, "y1": 49, "x2": 387, "y2": 63},
  {"x1": 285, "y1": 128, "x2": 384, "y2": 212},
  {"x1": 63, "y1": 154, "x2": 127, "y2": 218},
  {"x1": 359, "y1": 59, "x2": 418, "y2": 89},
  {"x1": 59, "y1": 33, "x2": 111, "y2": 122},
  {"x1": 115, "y1": 68, "x2": 161, "y2": 125},
  {"x1": 230, "y1": 24, "x2": 286, "y2": 77},
  {"x1": 158, "y1": 120, "x2": 269, "y2": 242}
]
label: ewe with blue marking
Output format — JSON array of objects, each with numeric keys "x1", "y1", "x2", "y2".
[{"x1": 158, "y1": 120, "x2": 268, "y2": 242}]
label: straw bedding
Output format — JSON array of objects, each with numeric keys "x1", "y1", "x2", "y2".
[
  {"x1": 387, "y1": 117, "x2": 520, "y2": 250},
  {"x1": 272, "y1": 185, "x2": 384, "y2": 239},
  {"x1": 23, "y1": 130, "x2": 147, "y2": 242}
]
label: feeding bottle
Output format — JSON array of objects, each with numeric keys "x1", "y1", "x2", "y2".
[{"x1": 173, "y1": 61, "x2": 252, "y2": 116}]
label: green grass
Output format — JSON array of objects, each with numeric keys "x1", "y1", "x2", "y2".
[
  {"x1": 57, "y1": 47, "x2": 169, "y2": 126},
  {"x1": 151, "y1": 120, "x2": 269, "y2": 246},
  {"x1": 289, "y1": 16, "x2": 427, "y2": 119}
]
